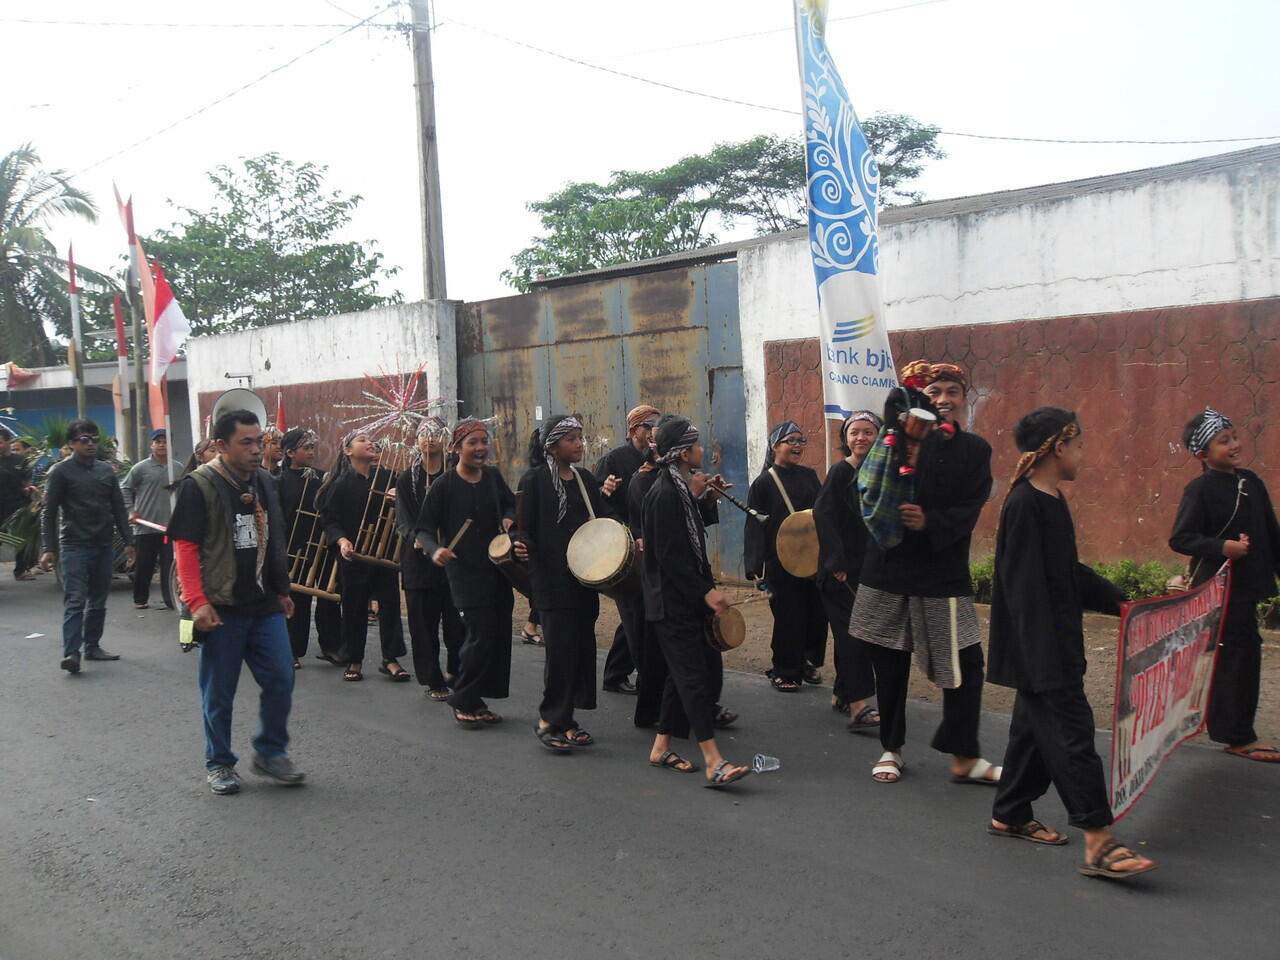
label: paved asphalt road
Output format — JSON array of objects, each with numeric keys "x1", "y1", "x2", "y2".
[{"x1": 1, "y1": 573, "x2": 1275, "y2": 960}]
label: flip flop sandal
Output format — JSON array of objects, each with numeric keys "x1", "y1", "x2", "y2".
[
  {"x1": 769, "y1": 676, "x2": 801, "y2": 693},
  {"x1": 1224, "y1": 745, "x2": 1280, "y2": 763},
  {"x1": 847, "y1": 705, "x2": 880, "y2": 731},
  {"x1": 650, "y1": 750, "x2": 697, "y2": 773},
  {"x1": 951, "y1": 758, "x2": 1002, "y2": 785},
  {"x1": 427, "y1": 687, "x2": 451, "y2": 701},
  {"x1": 987, "y1": 819, "x2": 1068, "y2": 846},
  {"x1": 292, "y1": 660, "x2": 301, "y2": 670},
  {"x1": 831, "y1": 697, "x2": 851, "y2": 715},
  {"x1": 713, "y1": 708, "x2": 738, "y2": 729},
  {"x1": 704, "y1": 760, "x2": 751, "y2": 789},
  {"x1": 803, "y1": 666, "x2": 822, "y2": 685},
  {"x1": 316, "y1": 653, "x2": 344, "y2": 666},
  {"x1": 1078, "y1": 838, "x2": 1157, "y2": 881},
  {"x1": 379, "y1": 663, "x2": 412, "y2": 682},
  {"x1": 134, "y1": 602, "x2": 150, "y2": 609},
  {"x1": 534, "y1": 725, "x2": 573, "y2": 752},
  {"x1": 343, "y1": 667, "x2": 363, "y2": 682},
  {"x1": 564, "y1": 728, "x2": 594, "y2": 746},
  {"x1": 871, "y1": 751, "x2": 903, "y2": 783},
  {"x1": 477, "y1": 708, "x2": 504, "y2": 725},
  {"x1": 453, "y1": 709, "x2": 482, "y2": 728},
  {"x1": 520, "y1": 629, "x2": 544, "y2": 646}
]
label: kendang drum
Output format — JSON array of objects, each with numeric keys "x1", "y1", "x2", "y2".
[
  {"x1": 487, "y1": 532, "x2": 532, "y2": 599},
  {"x1": 706, "y1": 606, "x2": 746, "y2": 652},
  {"x1": 566, "y1": 517, "x2": 641, "y2": 600},
  {"x1": 775, "y1": 509, "x2": 820, "y2": 579}
]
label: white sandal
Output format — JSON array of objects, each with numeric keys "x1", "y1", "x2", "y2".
[
  {"x1": 871, "y1": 751, "x2": 903, "y2": 783},
  {"x1": 951, "y1": 757, "x2": 1002, "y2": 785}
]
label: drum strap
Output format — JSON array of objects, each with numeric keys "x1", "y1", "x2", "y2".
[
  {"x1": 768, "y1": 467, "x2": 797, "y2": 516},
  {"x1": 571, "y1": 466, "x2": 597, "y2": 520}
]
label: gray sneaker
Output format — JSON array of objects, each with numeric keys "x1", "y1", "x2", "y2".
[
  {"x1": 207, "y1": 765, "x2": 241, "y2": 795},
  {"x1": 251, "y1": 753, "x2": 306, "y2": 786}
]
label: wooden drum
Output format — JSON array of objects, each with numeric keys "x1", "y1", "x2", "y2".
[
  {"x1": 487, "y1": 533, "x2": 532, "y2": 599},
  {"x1": 902, "y1": 407, "x2": 937, "y2": 440},
  {"x1": 566, "y1": 517, "x2": 641, "y2": 600},
  {"x1": 706, "y1": 606, "x2": 746, "y2": 652},
  {"x1": 775, "y1": 509, "x2": 820, "y2": 579}
]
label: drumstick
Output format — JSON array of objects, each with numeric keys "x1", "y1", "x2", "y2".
[{"x1": 447, "y1": 518, "x2": 473, "y2": 552}]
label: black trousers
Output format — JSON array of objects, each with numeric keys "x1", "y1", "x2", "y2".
[
  {"x1": 767, "y1": 566, "x2": 828, "y2": 681},
  {"x1": 1207, "y1": 594, "x2": 1264, "y2": 746},
  {"x1": 405, "y1": 585, "x2": 464, "y2": 688},
  {"x1": 132, "y1": 532, "x2": 172, "y2": 606},
  {"x1": 448, "y1": 594, "x2": 514, "y2": 712},
  {"x1": 820, "y1": 577, "x2": 875, "y2": 703},
  {"x1": 864, "y1": 641, "x2": 985, "y2": 757},
  {"x1": 602, "y1": 617, "x2": 636, "y2": 686},
  {"x1": 993, "y1": 685, "x2": 1114, "y2": 830},
  {"x1": 656, "y1": 615, "x2": 719, "y2": 743},
  {"x1": 539, "y1": 605, "x2": 599, "y2": 729},
  {"x1": 287, "y1": 591, "x2": 341, "y2": 659},
  {"x1": 337, "y1": 564, "x2": 405, "y2": 665}
]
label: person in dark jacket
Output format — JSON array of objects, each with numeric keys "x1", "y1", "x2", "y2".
[
  {"x1": 277, "y1": 428, "x2": 341, "y2": 667},
  {"x1": 814, "y1": 411, "x2": 881, "y2": 730},
  {"x1": 851, "y1": 360, "x2": 998, "y2": 785},
  {"x1": 317, "y1": 431, "x2": 409, "y2": 683},
  {"x1": 416, "y1": 419, "x2": 518, "y2": 728},
  {"x1": 39, "y1": 419, "x2": 134, "y2": 673},
  {"x1": 515, "y1": 415, "x2": 619, "y2": 752},
  {"x1": 396, "y1": 418, "x2": 464, "y2": 699},
  {"x1": 745, "y1": 420, "x2": 826, "y2": 691},
  {"x1": 640, "y1": 415, "x2": 750, "y2": 788},
  {"x1": 596, "y1": 404, "x2": 659, "y2": 694},
  {"x1": 987, "y1": 406, "x2": 1155, "y2": 880},
  {"x1": 1169, "y1": 407, "x2": 1280, "y2": 763}
]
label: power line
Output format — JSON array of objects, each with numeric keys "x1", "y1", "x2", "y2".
[
  {"x1": 448, "y1": 19, "x2": 1280, "y2": 147},
  {"x1": 0, "y1": 17, "x2": 398, "y2": 29},
  {"x1": 73, "y1": 2, "x2": 401, "y2": 176}
]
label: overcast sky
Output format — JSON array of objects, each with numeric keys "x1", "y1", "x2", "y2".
[{"x1": 5, "y1": 0, "x2": 1277, "y2": 319}]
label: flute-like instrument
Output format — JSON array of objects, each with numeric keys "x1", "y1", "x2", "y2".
[{"x1": 707, "y1": 479, "x2": 769, "y2": 524}]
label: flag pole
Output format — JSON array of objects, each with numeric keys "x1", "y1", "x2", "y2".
[
  {"x1": 66, "y1": 245, "x2": 87, "y2": 418},
  {"x1": 112, "y1": 293, "x2": 132, "y2": 460}
]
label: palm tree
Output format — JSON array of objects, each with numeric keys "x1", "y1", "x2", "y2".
[{"x1": 0, "y1": 144, "x2": 97, "y2": 365}]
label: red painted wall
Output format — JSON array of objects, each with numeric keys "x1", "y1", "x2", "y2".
[{"x1": 764, "y1": 297, "x2": 1280, "y2": 563}]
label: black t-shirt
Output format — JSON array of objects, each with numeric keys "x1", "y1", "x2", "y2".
[
  {"x1": 0, "y1": 452, "x2": 30, "y2": 515},
  {"x1": 170, "y1": 473, "x2": 276, "y2": 616}
]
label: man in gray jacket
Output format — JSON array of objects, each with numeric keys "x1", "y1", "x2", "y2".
[
  {"x1": 122, "y1": 429, "x2": 173, "y2": 609},
  {"x1": 39, "y1": 419, "x2": 135, "y2": 674}
]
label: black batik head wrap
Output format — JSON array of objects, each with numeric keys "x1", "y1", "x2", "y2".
[
  {"x1": 764, "y1": 420, "x2": 804, "y2": 469},
  {"x1": 541, "y1": 415, "x2": 583, "y2": 523},
  {"x1": 655, "y1": 416, "x2": 705, "y2": 561},
  {"x1": 1189, "y1": 407, "x2": 1232, "y2": 455},
  {"x1": 411, "y1": 416, "x2": 450, "y2": 498}
]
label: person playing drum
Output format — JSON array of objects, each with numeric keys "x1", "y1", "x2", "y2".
[
  {"x1": 851, "y1": 360, "x2": 1000, "y2": 786},
  {"x1": 416, "y1": 419, "x2": 518, "y2": 728},
  {"x1": 639, "y1": 416, "x2": 750, "y2": 788},
  {"x1": 744, "y1": 421, "x2": 827, "y2": 691},
  {"x1": 514, "y1": 416, "x2": 619, "y2": 752}
]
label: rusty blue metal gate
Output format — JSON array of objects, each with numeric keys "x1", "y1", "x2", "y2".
[{"x1": 457, "y1": 261, "x2": 747, "y2": 581}]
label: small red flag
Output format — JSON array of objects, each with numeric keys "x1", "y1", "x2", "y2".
[{"x1": 112, "y1": 293, "x2": 127, "y2": 358}]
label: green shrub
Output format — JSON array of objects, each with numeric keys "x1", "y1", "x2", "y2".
[
  {"x1": 970, "y1": 556, "x2": 995, "y2": 604},
  {"x1": 1092, "y1": 559, "x2": 1181, "y2": 600}
]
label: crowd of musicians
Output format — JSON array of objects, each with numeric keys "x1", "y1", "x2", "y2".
[{"x1": 126, "y1": 352, "x2": 1280, "y2": 881}]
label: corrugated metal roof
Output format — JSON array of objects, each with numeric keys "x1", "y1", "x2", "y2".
[{"x1": 531, "y1": 143, "x2": 1280, "y2": 290}]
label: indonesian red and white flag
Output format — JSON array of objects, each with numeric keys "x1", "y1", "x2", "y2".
[{"x1": 149, "y1": 261, "x2": 189, "y2": 386}]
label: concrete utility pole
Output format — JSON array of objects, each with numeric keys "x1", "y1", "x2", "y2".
[{"x1": 410, "y1": 0, "x2": 447, "y2": 300}]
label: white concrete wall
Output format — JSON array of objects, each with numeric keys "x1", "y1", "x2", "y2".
[
  {"x1": 738, "y1": 152, "x2": 1280, "y2": 471},
  {"x1": 184, "y1": 300, "x2": 457, "y2": 440}
]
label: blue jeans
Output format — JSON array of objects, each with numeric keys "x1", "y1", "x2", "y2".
[
  {"x1": 60, "y1": 544, "x2": 115, "y2": 657},
  {"x1": 197, "y1": 610, "x2": 295, "y2": 770}
]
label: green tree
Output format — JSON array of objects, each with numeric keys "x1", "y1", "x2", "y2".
[
  {"x1": 145, "y1": 153, "x2": 401, "y2": 334},
  {"x1": 502, "y1": 114, "x2": 944, "y2": 291},
  {"x1": 0, "y1": 144, "x2": 97, "y2": 365}
]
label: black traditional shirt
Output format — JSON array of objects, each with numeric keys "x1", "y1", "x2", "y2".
[
  {"x1": 516, "y1": 463, "x2": 609, "y2": 611},
  {"x1": 1169, "y1": 467, "x2": 1280, "y2": 602},
  {"x1": 814, "y1": 458, "x2": 868, "y2": 582},
  {"x1": 743, "y1": 461, "x2": 821, "y2": 580},
  {"x1": 641, "y1": 469, "x2": 715, "y2": 622},
  {"x1": 415, "y1": 467, "x2": 516, "y2": 608}
]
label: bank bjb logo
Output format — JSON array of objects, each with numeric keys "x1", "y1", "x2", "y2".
[{"x1": 830, "y1": 314, "x2": 877, "y2": 343}]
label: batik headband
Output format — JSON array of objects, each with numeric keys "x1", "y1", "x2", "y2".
[
  {"x1": 846, "y1": 411, "x2": 883, "y2": 430},
  {"x1": 657, "y1": 423, "x2": 699, "y2": 462},
  {"x1": 542, "y1": 416, "x2": 584, "y2": 523},
  {"x1": 451, "y1": 419, "x2": 488, "y2": 449},
  {"x1": 1189, "y1": 407, "x2": 1232, "y2": 455},
  {"x1": 542, "y1": 416, "x2": 583, "y2": 450},
  {"x1": 281, "y1": 428, "x2": 317, "y2": 452},
  {"x1": 768, "y1": 420, "x2": 804, "y2": 448},
  {"x1": 900, "y1": 359, "x2": 968, "y2": 392},
  {"x1": 655, "y1": 419, "x2": 705, "y2": 560},
  {"x1": 1009, "y1": 421, "x2": 1080, "y2": 490}
]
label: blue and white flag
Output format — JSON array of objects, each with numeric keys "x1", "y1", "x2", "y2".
[{"x1": 793, "y1": 0, "x2": 897, "y2": 420}]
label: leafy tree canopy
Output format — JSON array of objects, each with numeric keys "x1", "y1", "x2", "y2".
[{"x1": 502, "y1": 113, "x2": 943, "y2": 291}]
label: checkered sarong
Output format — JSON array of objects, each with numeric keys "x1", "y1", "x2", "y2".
[{"x1": 850, "y1": 585, "x2": 981, "y2": 689}]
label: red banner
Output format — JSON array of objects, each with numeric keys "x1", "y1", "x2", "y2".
[{"x1": 1110, "y1": 563, "x2": 1229, "y2": 819}]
